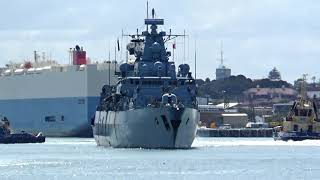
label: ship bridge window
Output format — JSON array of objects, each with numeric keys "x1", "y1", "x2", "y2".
[
  {"x1": 142, "y1": 81, "x2": 163, "y2": 86},
  {"x1": 45, "y1": 116, "x2": 56, "y2": 122},
  {"x1": 299, "y1": 109, "x2": 310, "y2": 117}
]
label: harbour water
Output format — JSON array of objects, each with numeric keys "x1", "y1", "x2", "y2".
[{"x1": 0, "y1": 137, "x2": 319, "y2": 180}]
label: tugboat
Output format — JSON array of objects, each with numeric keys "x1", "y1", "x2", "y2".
[
  {"x1": 273, "y1": 77, "x2": 320, "y2": 141},
  {"x1": 92, "y1": 9, "x2": 199, "y2": 148},
  {"x1": 0, "y1": 116, "x2": 45, "y2": 144}
]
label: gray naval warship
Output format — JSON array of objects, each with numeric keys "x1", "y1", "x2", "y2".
[{"x1": 92, "y1": 9, "x2": 199, "y2": 148}]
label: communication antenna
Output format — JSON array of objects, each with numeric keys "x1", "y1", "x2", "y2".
[
  {"x1": 147, "y1": 1, "x2": 149, "y2": 19},
  {"x1": 108, "y1": 59, "x2": 111, "y2": 86},
  {"x1": 194, "y1": 40, "x2": 197, "y2": 80},
  {"x1": 183, "y1": 30, "x2": 186, "y2": 64},
  {"x1": 187, "y1": 35, "x2": 190, "y2": 63},
  {"x1": 219, "y1": 41, "x2": 224, "y2": 67},
  {"x1": 108, "y1": 41, "x2": 111, "y2": 61},
  {"x1": 120, "y1": 29, "x2": 124, "y2": 61},
  {"x1": 114, "y1": 45, "x2": 117, "y2": 62},
  {"x1": 145, "y1": 1, "x2": 149, "y2": 31}
]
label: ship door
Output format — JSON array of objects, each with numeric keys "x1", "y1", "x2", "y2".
[
  {"x1": 293, "y1": 124, "x2": 299, "y2": 131},
  {"x1": 308, "y1": 125, "x2": 313, "y2": 133}
]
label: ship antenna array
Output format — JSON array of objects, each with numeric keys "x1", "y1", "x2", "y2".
[
  {"x1": 120, "y1": 29, "x2": 124, "y2": 62},
  {"x1": 146, "y1": 1, "x2": 149, "y2": 31},
  {"x1": 183, "y1": 30, "x2": 186, "y2": 64},
  {"x1": 194, "y1": 40, "x2": 197, "y2": 80}
]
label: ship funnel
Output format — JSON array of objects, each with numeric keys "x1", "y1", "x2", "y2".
[{"x1": 72, "y1": 45, "x2": 87, "y2": 65}]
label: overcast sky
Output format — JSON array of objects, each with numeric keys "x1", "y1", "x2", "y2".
[{"x1": 0, "y1": 0, "x2": 319, "y2": 83}]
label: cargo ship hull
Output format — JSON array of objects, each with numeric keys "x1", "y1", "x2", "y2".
[
  {"x1": 93, "y1": 107, "x2": 199, "y2": 148},
  {"x1": 0, "y1": 96, "x2": 99, "y2": 136},
  {"x1": 0, "y1": 63, "x2": 117, "y2": 137}
]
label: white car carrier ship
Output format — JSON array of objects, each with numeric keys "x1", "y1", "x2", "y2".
[{"x1": 0, "y1": 45, "x2": 118, "y2": 137}]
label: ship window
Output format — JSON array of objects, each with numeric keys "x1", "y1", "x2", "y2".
[
  {"x1": 308, "y1": 125, "x2": 313, "y2": 132},
  {"x1": 293, "y1": 124, "x2": 298, "y2": 131},
  {"x1": 61, "y1": 115, "x2": 65, "y2": 121},
  {"x1": 180, "y1": 81, "x2": 185, "y2": 85},
  {"x1": 130, "y1": 79, "x2": 133, "y2": 84},
  {"x1": 135, "y1": 80, "x2": 139, "y2": 85},
  {"x1": 45, "y1": 116, "x2": 56, "y2": 122},
  {"x1": 299, "y1": 109, "x2": 308, "y2": 117},
  {"x1": 141, "y1": 80, "x2": 162, "y2": 86}
]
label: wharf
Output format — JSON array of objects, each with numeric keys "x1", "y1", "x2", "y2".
[{"x1": 197, "y1": 128, "x2": 273, "y2": 137}]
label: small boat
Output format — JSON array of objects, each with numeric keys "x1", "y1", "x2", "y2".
[
  {"x1": 0, "y1": 116, "x2": 45, "y2": 144},
  {"x1": 273, "y1": 98, "x2": 320, "y2": 141}
]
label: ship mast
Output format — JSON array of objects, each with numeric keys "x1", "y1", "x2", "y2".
[
  {"x1": 194, "y1": 40, "x2": 197, "y2": 80},
  {"x1": 300, "y1": 74, "x2": 308, "y2": 99},
  {"x1": 146, "y1": 1, "x2": 149, "y2": 31}
]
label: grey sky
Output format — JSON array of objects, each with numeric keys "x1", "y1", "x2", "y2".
[{"x1": 0, "y1": 0, "x2": 319, "y2": 83}]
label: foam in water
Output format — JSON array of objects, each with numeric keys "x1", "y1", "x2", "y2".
[{"x1": 192, "y1": 137, "x2": 320, "y2": 147}]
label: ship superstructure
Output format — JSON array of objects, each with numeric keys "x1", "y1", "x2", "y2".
[
  {"x1": 0, "y1": 46, "x2": 118, "y2": 137},
  {"x1": 92, "y1": 9, "x2": 199, "y2": 148}
]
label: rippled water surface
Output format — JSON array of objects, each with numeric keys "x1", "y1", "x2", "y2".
[{"x1": 0, "y1": 137, "x2": 319, "y2": 180}]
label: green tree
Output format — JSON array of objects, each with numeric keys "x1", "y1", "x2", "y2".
[
  {"x1": 205, "y1": 78, "x2": 211, "y2": 83},
  {"x1": 268, "y1": 67, "x2": 281, "y2": 80}
]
